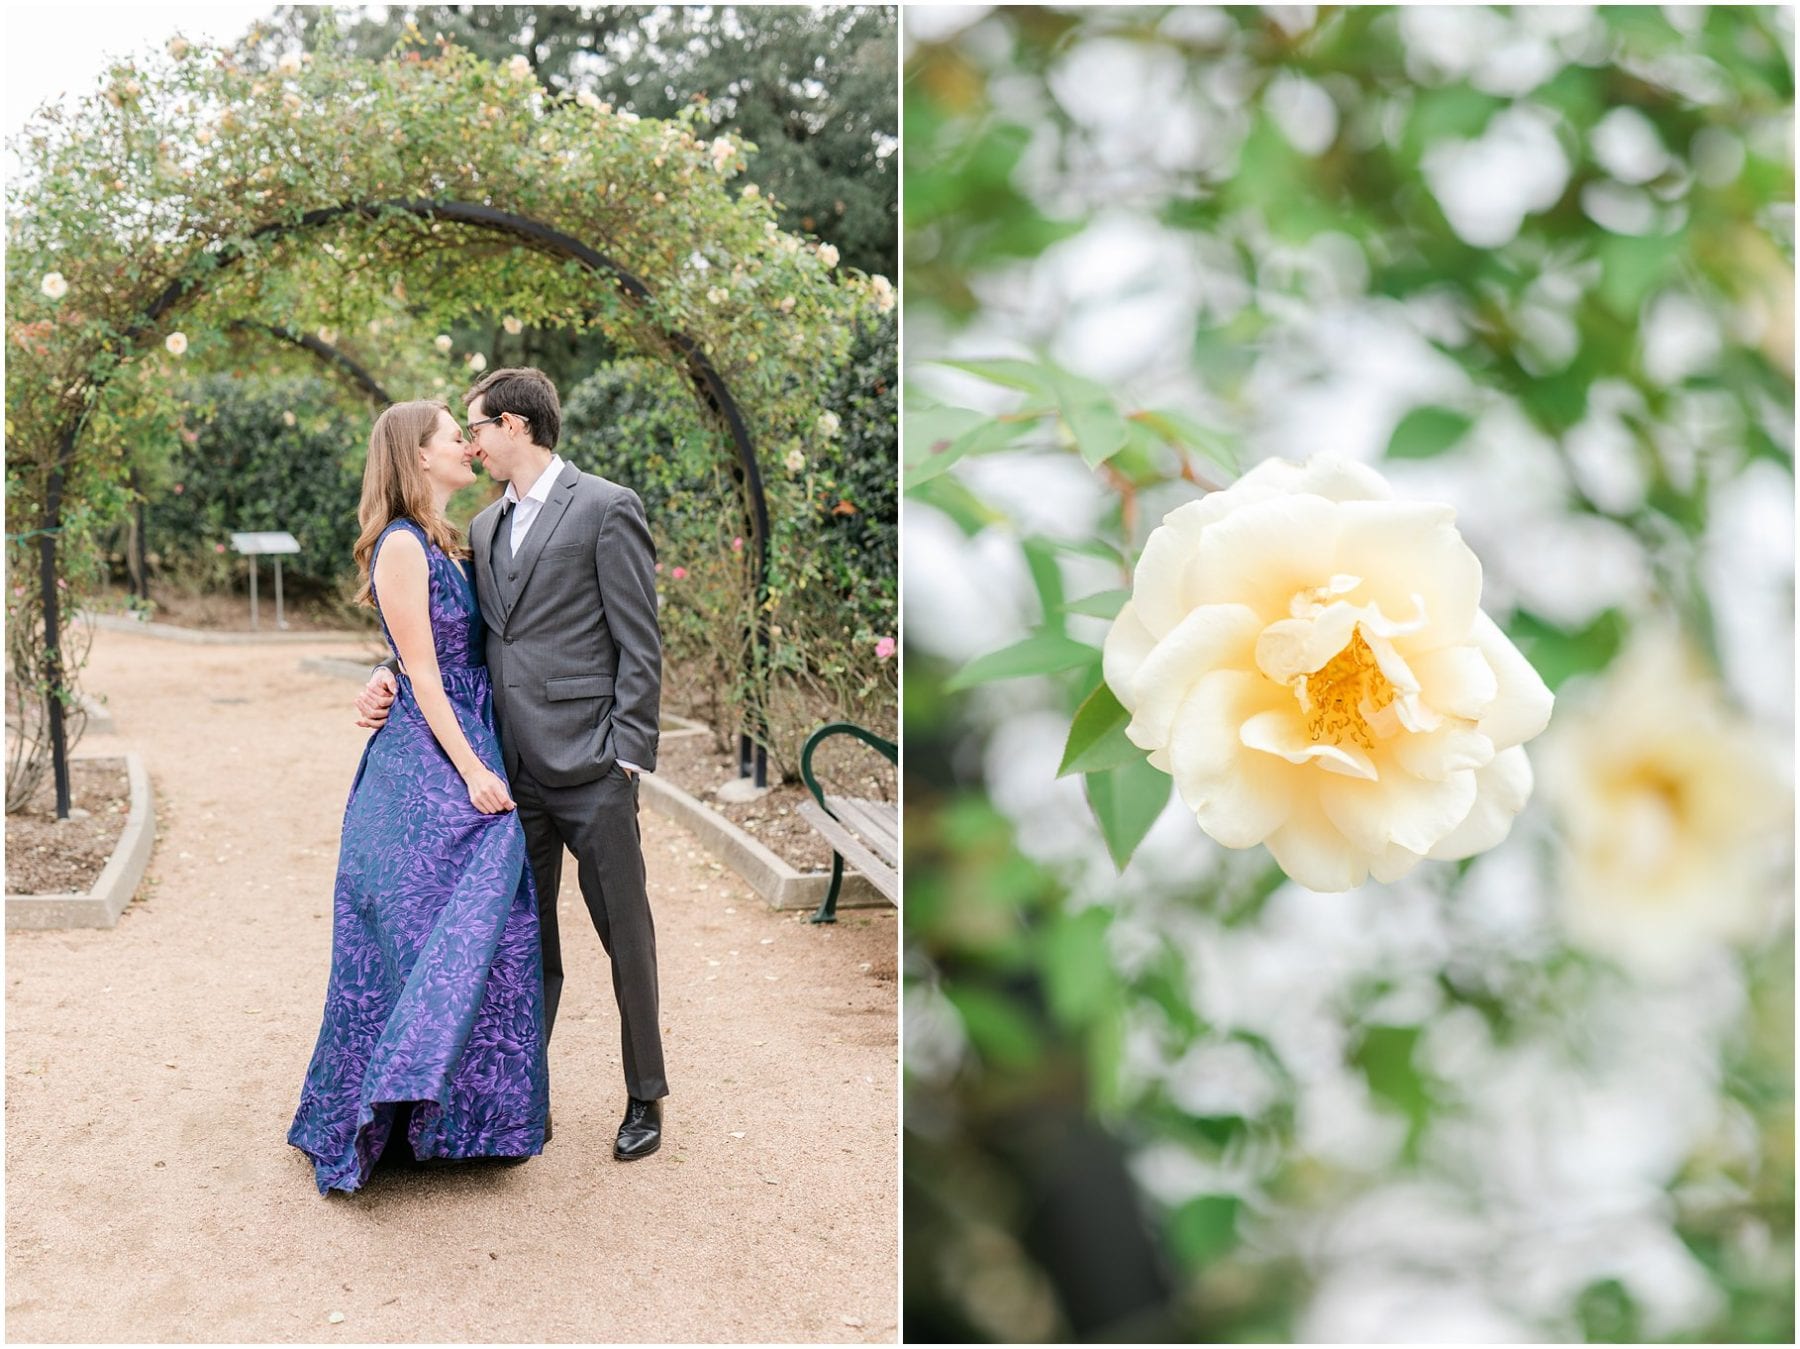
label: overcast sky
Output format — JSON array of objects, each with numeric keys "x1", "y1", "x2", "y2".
[{"x1": 4, "y1": 3, "x2": 278, "y2": 140}]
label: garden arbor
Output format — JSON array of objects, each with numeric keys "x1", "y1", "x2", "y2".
[{"x1": 7, "y1": 35, "x2": 882, "y2": 815}]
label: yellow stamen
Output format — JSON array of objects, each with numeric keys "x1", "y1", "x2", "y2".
[{"x1": 1296, "y1": 630, "x2": 1397, "y2": 749}]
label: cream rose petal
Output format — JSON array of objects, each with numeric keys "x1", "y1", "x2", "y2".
[
  {"x1": 1167, "y1": 680, "x2": 1293, "y2": 847},
  {"x1": 1334, "y1": 499, "x2": 1484, "y2": 650},
  {"x1": 1190, "y1": 493, "x2": 1345, "y2": 616},
  {"x1": 1468, "y1": 612, "x2": 1555, "y2": 749},
  {"x1": 1389, "y1": 719, "x2": 1495, "y2": 781},
  {"x1": 1124, "y1": 603, "x2": 1262, "y2": 747},
  {"x1": 1264, "y1": 798, "x2": 1369, "y2": 892},
  {"x1": 1102, "y1": 600, "x2": 1158, "y2": 715},
  {"x1": 1319, "y1": 763, "x2": 1479, "y2": 856},
  {"x1": 1239, "y1": 709, "x2": 1379, "y2": 781},
  {"x1": 1426, "y1": 743, "x2": 1534, "y2": 860},
  {"x1": 1412, "y1": 644, "x2": 1500, "y2": 720}
]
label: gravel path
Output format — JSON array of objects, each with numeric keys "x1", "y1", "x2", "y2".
[{"x1": 5, "y1": 628, "x2": 898, "y2": 1343}]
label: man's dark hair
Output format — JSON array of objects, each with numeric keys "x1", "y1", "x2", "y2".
[{"x1": 464, "y1": 366, "x2": 561, "y2": 450}]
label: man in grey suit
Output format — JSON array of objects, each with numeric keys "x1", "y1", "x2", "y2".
[{"x1": 356, "y1": 366, "x2": 668, "y2": 1160}]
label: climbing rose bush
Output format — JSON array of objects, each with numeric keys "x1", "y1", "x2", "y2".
[{"x1": 1103, "y1": 454, "x2": 1553, "y2": 891}]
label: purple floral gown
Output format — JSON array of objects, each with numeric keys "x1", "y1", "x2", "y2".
[{"x1": 288, "y1": 518, "x2": 548, "y2": 1195}]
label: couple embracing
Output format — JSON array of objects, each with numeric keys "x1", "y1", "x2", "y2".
[{"x1": 287, "y1": 366, "x2": 668, "y2": 1195}]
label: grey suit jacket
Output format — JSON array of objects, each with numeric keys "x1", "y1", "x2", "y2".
[{"x1": 468, "y1": 462, "x2": 663, "y2": 788}]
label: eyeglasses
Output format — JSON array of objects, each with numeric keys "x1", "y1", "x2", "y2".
[{"x1": 467, "y1": 412, "x2": 528, "y2": 434}]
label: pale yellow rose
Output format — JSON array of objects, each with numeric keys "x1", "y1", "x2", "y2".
[
  {"x1": 466, "y1": 351, "x2": 487, "y2": 372},
  {"x1": 276, "y1": 51, "x2": 302, "y2": 77},
  {"x1": 1539, "y1": 625, "x2": 1791, "y2": 977},
  {"x1": 576, "y1": 89, "x2": 602, "y2": 111},
  {"x1": 506, "y1": 54, "x2": 533, "y2": 82},
  {"x1": 164, "y1": 331, "x2": 188, "y2": 356},
  {"x1": 434, "y1": 334, "x2": 453, "y2": 353},
  {"x1": 818, "y1": 243, "x2": 840, "y2": 269},
  {"x1": 41, "y1": 272, "x2": 68, "y2": 300},
  {"x1": 870, "y1": 275, "x2": 895, "y2": 312},
  {"x1": 502, "y1": 315, "x2": 523, "y2": 335},
  {"x1": 1104, "y1": 453, "x2": 1553, "y2": 892}
]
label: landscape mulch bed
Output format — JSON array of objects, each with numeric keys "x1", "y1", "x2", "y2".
[
  {"x1": 653, "y1": 730, "x2": 896, "y2": 876},
  {"x1": 5, "y1": 757, "x2": 132, "y2": 896},
  {"x1": 94, "y1": 584, "x2": 373, "y2": 635}
]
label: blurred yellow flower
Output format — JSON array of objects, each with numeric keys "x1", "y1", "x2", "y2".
[
  {"x1": 502, "y1": 315, "x2": 523, "y2": 335},
  {"x1": 164, "y1": 332, "x2": 188, "y2": 356},
  {"x1": 1540, "y1": 625, "x2": 1791, "y2": 977},
  {"x1": 1105, "y1": 454, "x2": 1553, "y2": 891}
]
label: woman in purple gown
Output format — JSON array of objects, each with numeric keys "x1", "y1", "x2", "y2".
[{"x1": 288, "y1": 399, "x2": 548, "y2": 1195}]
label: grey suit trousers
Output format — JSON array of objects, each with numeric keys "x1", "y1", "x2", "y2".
[{"x1": 511, "y1": 759, "x2": 667, "y2": 1102}]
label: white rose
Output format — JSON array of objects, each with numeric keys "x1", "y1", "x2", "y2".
[
  {"x1": 1539, "y1": 625, "x2": 1790, "y2": 978},
  {"x1": 164, "y1": 332, "x2": 188, "y2": 356},
  {"x1": 282, "y1": 92, "x2": 302, "y2": 113},
  {"x1": 466, "y1": 351, "x2": 487, "y2": 372},
  {"x1": 778, "y1": 296, "x2": 795, "y2": 314},
  {"x1": 195, "y1": 126, "x2": 214, "y2": 145},
  {"x1": 41, "y1": 272, "x2": 68, "y2": 300},
  {"x1": 502, "y1": 315, "x2": 523, "y2": 335},
  {"x1": 1104, "y1": 453, "x2": 1553, "y2": 892},
  {"x1": 870, "y1": 275, "x2": 895, "y2": 312},
  {"x1": 167, "y1": 37, "x2": 190, "y2": 59},
  {"x1": 316, "y1": 327, "x2": 337, "y2": 346},
  {"x1": 434, "y1": 334, "x2": 453, "y2": 353},
  {"x1": 816, "y1": 410, "x2": 841, "y2": 438},
  {"x1": 742, "y1": 183, "x2": 760, "y2": 199},
  {"x1": 710, "y1": 138, "x2": 735, "y2": 171},
  {"x1": 276, "y1": 51, "x2": 302, "y2": 77},
  {"x1": 576, "y1": 89, "x2": 601, "y2": 111},
  {"x1": 282, "y1": 410, "x2": 297, "y2": 427},
  {"x1": 817, "y1": 243, "x2": 839, "y2": 269},
  {"x1": 784, "y1": 448, "x2": 806, "y2": 473},
  {"x1": 618, "y1": 110, "x2": 639, "y2": 124},
  {"x1": 506, "y1": 54, "x2": 533, "y2": 82},
  {"x1": 706, "y1": 287, "x2": 729, "y2": 304}
]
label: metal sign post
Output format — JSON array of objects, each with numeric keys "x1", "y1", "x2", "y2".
[{"x1": 229, "y1": 532, "x2": 302, "y2": 630}]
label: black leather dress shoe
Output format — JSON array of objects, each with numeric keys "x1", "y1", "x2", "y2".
[{"x1": 614, "y1": 1097, "x2": 662, "y2": 1160}]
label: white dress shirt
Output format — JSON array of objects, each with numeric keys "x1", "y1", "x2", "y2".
[
  {"x1": 501, "y1": 453, "x2": 565, "y2": 554},
  {"x1": 501, "y1": 454, "x2": 645, "y2": 776}
]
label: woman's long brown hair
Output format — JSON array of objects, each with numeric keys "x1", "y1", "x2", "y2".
[{"x1": 351, "y1": 399, "x2": 469, "y2": 608}]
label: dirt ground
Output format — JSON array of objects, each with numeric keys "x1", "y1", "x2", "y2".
[
  {"x1": 4, "y1": 758, "x2": 131, "y2": 895},
  {"x1": 4, "y1": 628, "x2": 899, "y2": 1343}
]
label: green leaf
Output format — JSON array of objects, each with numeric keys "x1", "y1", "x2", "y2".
[
  {"x1": 1058, "y1": 681, "x2": 1141, "y2": 777},
  {"x1": 1061, "y1": 588, "x2": 1128, "y2": 619},
  {"x1": 935, "y1": 357, "x2": 1056, "y2": 404},
  {"x1": 1133, "y1": 408, "x2": 1238, "y2": 475},
  {"x1": 1386, "y1": 405, "x2": 1473, "y2": 460},
  {"x1": 1085, "y1": 754, "x2": 1171, "y2": 870},
  {"x1": 1351, "y1": 1023, "x2": 1432, "y2": 1157},
  {"x1": 1168, "y1": 1195, "x2": 1241, "y2": 1267},
  {"x1": 1041, "y1": 905, "x2": 1114, "y2": 1028},
  {"x1": 1596, "y1": 230, "x2": 1684, "y2": 320},
  {"x1": 901, "y1": 406, "x2": 1030, "y2": 489},
  {"x1": 946, "y1": 632, "x2": 1098, "y2": 691},
  {"x1": 1506, "y1": 608, "x2": 1627, "y2": 690},
  {"x1": 945, "y1": 985, "x2": 1042, "y2": 1071},
  {"x1": 1059, "y1": 379, "x2": 1130, "y2": 467},
  {"x1": 903, "y1": 473, "x2": 1006, "y2": 534},
  {"x1": 1021, "y1": 536, "x2": 1067, "y2": 634}
]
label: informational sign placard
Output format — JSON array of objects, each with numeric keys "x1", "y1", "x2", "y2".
[{"x1": 229, "y1": 531, "x2": 301, "y2": 556}]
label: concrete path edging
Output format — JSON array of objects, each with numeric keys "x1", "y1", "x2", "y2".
[
  {"x1": 6, "y1": 753, "x2": 156, "y2": 930},
  {"x1": 637, "y1": 772, "x2": 886, "y2": 913},
  {"x1": 85, "y1": 612, "x2": 368, "y2": 645}
]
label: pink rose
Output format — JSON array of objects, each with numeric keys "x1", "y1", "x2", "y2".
[
  {"x1": 731, "y1": 536, "x2": 743, "y2": 552},
  {"x1": 172, "y1": 483, "x2": 184, "y2": 494},
  {"x1": 875, "y1": 636, "x2": 896, "y2": 661},
  {"x1": 672, "y1": 566, "x2": 687, "y2": 580},
  {"x1": 214, "y1": 543, "x2": 226, "y2": 554}
]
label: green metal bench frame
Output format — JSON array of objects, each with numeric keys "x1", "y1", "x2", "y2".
[{"x1": 799, "y1": 720, "x2": 898, "y2": 924}]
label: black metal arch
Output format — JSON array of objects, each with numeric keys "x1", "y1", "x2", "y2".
[
  {"x1": 227, "y1": 320, "x2": 395, "y2": 406},
  {"x1": 38, "y1": 198, "x2": 773, "y2": 815}
]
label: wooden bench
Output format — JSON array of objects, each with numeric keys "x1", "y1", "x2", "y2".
[{"x1": 796, "y1": 721, "x2": 898, "y2": 924}]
